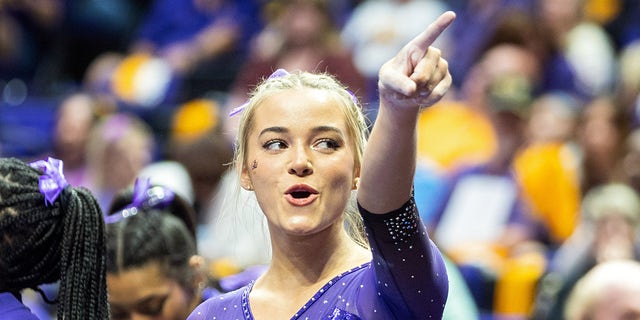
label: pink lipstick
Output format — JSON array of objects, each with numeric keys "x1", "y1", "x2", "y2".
[{"x1": 284, "y1": 184, "x2": 319, "y2": 206}]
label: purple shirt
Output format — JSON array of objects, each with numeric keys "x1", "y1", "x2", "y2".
[
  {"x1": 0, "y1": 292, "x2": 39, "y2": 320},
  {"x1": 189, "y1": 197, "x2": 449, "y2": 319}
]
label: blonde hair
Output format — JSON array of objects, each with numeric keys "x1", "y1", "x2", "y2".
[{"x1": 233, "y1": 71, "x2": 369, "y2": 247}]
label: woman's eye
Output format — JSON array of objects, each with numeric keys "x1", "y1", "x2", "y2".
[
  {"x1": 263, "y1": 139, "x2": 287, "y2": 151},
  {"x1": 137, "y1": 294, "x2": 169, "y2": 316},
  {"x1": 314, "y1": 139, "x2": 340, "y2": 150},
  {"x1": 138, "y1": 300, "x2": 165, "y2": 316}
]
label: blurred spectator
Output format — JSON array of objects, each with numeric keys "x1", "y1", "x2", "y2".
[
  {"x1": 513, "y1": 92, "x2": 582, "y2": 245},
  {"x1": 537, "y1": 0, "x2": 617, "y2": 97},
  {"x1": 416, "y1": 41, "x2": 540, "y2": 174},
  {"x1": 615, "y1": 39, "x2": 640, "y2": 127},
  {"x1": 524, "y1": 92, "x2": 580, "y2": 146},
  {"x1": 0, "y1": 0, "x2": 62, "y2": 86},
  {"x1": 130, "y1": 0, "x2": 260, "y2": 100},
  {"x1": 80, "y1": 51, "x2": 122, "y2": 114},
  {"x1": 617, "y1": 129, "x2": 640, "y2": 195},
  {"x1": 446, "y1": 1, "x2": 532, "y2": 86},
  {"x1": 85, "y1": 112, "x2": 155, "y2": 210},
  {"x1": 564, "y1": 259, "x2": 640, "y2": 320},
  {"x1": 47, "y1": 0, "x2": 149, "y2": 86},
  {"x1": 490, "y1": 8, "x2": 581, "y2": 97},
  {"x1": 533, "y1": 183, "x2": 640, "y2": 319},
  {"x1": 107, "y1": 51, "x2": 179, "y2": 110},
  {"x1": 415, "y1": 42, "x2": 548, "y2": 316},
  {"x1": 50, "y1": 92, "x2": 97, "y2": 186},
  {"x1": 447, "y1": 1, "x2": 588, "y2": 100},
  {"x1": 576, "y1": 96, "x2": 630, "y2": 195},
  {"x1": 224, "y1": 0, "x2": 365, "y2": 138},
  {"x1": 340, "y1": 0, "x2": 450, "y2": 104},
  {"x1": 81, "y1": 51, "x2": 180, "y2": 137},
  {"x1": 166, "y1": 97, "x2": 233, "y2": 223}
]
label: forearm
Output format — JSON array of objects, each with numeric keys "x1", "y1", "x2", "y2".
[
  {"x1": 356, "y1": 11, "x2": 455, "y2": 214},
  {"x1": 358, "y1": 103, "x2": 419, "y2": 213}
]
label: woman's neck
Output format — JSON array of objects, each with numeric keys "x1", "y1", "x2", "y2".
[
  {"x1": 262, "y1": 225, "x2": 370, "y2": 288},
  {"x1": 248, "y1": 225, "x2": 369, "y2": 319}
]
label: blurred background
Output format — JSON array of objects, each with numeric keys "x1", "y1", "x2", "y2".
[{"x1": 3, "y1": 0, "x2": 640, "y2": 319}]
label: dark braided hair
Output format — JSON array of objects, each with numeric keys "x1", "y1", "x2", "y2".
[{"x1": 0, "y1": 157, "x2": 109, "y2": 319}]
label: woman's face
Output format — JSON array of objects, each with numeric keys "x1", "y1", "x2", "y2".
[
  {"x1": 107, "y1": 262, "x2": 197, "y2": 320},
  {"x1": 241, "y1": 88, "x2": 358, "y2": 238}
]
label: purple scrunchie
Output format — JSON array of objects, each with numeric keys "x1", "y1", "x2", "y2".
[{"x1": 29, "y1": 157, "x2": 69, "y2": 206}]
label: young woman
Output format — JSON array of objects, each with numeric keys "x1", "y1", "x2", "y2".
[
  {"x1": 104, "y1": 178, "x2": 206, "y2": 320},
  {"x1": 189, "y1": 11, "x2": 456, "y2": 320},
  {"x1": 0, "y1": 157, "x2": 109, "y2": 319}
]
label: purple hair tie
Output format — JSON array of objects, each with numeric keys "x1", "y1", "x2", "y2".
[
  {"x1": 130, "y1": 177, "x2": 151, "y2": 208},
  {"x1": 104, "y1": 177, "x2": 175, "y2": 224},
  {"x1": 29, "y1": 157, "x2": 69, "y2": 206},
  {"x1": 228, "y1": 69, "x2": 291, "y2": 117}
]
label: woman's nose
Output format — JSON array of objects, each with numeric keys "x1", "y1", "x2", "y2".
[{"x1": 288, "y1": 145, "x2": 313, "y2": 176}]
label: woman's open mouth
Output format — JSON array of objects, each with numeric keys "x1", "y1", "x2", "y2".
[{"x1": 285, "y1": 184, "x2": 319, "y2": 206}]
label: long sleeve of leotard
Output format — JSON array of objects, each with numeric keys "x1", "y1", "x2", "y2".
[{"x1": 359, "y1": 195, "x2": 449, "y2": 319}]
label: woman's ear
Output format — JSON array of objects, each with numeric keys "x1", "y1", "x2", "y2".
[
  {"x1": 352, "y1": 166, "x2": 361, "y2": 190},
  {"x1": 189, "y1": 255, "x2": 207, "y2": 288},
  {"x1": 240, "y1": 167, "x2": 253, "y2": 190}
]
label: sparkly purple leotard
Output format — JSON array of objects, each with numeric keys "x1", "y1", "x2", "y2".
[{"x1": 188, "y1": 197, "x2": 449, "y2": 320}]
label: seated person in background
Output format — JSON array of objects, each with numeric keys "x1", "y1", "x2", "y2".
[
  {"x1": 533, "y1": 183, "x2": 640, "y2": 319},
  {"x1": 564, "y1": 259, "x2": 640, "y2": 320},
  {"x1": 85, "y1": 112, "x2": 155, "y2": 211},
  {"x1": 0, "y1": 157, "x2": 109, "y2": 319}
]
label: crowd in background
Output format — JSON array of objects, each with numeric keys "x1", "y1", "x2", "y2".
[{"x1": 2, "y1": 0, "x2": 640, "y2": 319}]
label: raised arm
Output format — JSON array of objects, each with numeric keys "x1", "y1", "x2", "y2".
[{"x1": 358, "y1": 11, "x2": 455, "y2": 213}]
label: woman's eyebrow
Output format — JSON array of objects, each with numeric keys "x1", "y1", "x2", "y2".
[
  {"x1": 259, "y1": 126, "x2": 287, "y2": 138},
  {"x1": 311, "y1": 125, "x2": 343, "y2": 136},
  {"x1": 258, "y1": 125, "x2": 343, "y2": 138}
]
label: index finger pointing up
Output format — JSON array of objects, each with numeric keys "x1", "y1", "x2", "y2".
[{"x1": 409, "y1": 11, "x2": 456, "y2": 53}]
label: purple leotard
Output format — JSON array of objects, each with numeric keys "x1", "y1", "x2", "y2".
[{"x1": 189, "y1": 197, "x2": 448, "y2": 319}]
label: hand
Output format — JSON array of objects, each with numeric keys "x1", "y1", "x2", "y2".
[{"x1": 378, "y1": 11, "x2": 455, "y2": 111}]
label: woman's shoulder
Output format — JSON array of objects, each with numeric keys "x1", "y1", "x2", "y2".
[
  {"x1": 204, "y1": 284, "x2": 248, "y2": 304},
  {"x1": 188, "y1": 285, "x2": 250, "y2": 320}
]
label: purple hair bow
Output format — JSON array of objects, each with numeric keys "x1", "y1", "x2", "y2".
[
  {"x1": 228, "y1": 69, "x2": 290, "y2": 117},
  {"x1": 104, "y1": 177, "x2": 175, "y2": 224},
  {"x1": 29, "y1": 157, "x2": 69, "y2": 206}
]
